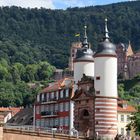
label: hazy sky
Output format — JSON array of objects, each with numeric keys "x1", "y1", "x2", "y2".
[{"x1": 0, "y1": 0, "x2": 135, "y2": 9}]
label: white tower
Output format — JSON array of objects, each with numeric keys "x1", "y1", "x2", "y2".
[
  {"x1": 94, "y1": 18, "x2": 118, "y2": 139},
  {"x1": 73, "y1": 26, "x2": 94, "y2": 91}
]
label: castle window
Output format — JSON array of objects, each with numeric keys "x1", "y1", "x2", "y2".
[
  {"x1": 96, "y1": 121, "x2": 98, "y2": 124},
  {"x1": 96, "y1": 91, "x2": 100, "y2": 94},
  {"x1": 83, "y1": 110, "x2": 89, "y2": 116},
  {"x1": 96, "y1": 76, "x2": 100, "y2": 80},
  {"x1": 86, "y1": 100, "x2": 89, "y2": 103}
]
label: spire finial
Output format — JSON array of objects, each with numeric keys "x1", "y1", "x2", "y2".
[
  {"x1": 84, "y1": 25, "x2": 87, "y2": 38},
  {"x1": 82, "y1": 25, "x2": 89, "y2": 48},
  {"x1": 104, "y1": 18, "x2": 109, "y2": 41}
]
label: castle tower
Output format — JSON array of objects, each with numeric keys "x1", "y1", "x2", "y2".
[
  {"x1": 94, "y1": 18, "x2": 118, "y2": 139},
  {"x1": 73, "y1": 26, "x2": 94, "y2": 90}
]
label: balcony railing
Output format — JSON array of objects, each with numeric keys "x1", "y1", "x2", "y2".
[
  {"x1": 41, "y1": 97, "x2": 57, "y2": 104},
  {"x1": 41, "y1": 111, "x2": 58, "y2": 117}
]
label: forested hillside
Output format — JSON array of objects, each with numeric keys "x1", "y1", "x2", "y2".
[{"x1": 0, "y1": 1, "x2": 140, "y2": 68}]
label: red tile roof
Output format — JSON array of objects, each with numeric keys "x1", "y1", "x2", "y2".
[
  {"x1": 0, "y1": 107, "x2": 21, "y2": 116},
  {"x1": 41, "y1": 78, "x2": 73, "y2": 93},
  {"x1": 117, "y1": 100, "x2": 136, "y2": 113}
]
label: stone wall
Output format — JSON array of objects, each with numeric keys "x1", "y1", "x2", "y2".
[
  {"x1": 3, "y1": 128, "x2": 85, "y2": 140},
  {"x1": 0, "y1": 127, "x2": 3, "y2": 140}
]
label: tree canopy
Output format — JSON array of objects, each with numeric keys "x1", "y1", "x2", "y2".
[{"x1": 0, "y1": 1, "x2": 140, "y2": 68}]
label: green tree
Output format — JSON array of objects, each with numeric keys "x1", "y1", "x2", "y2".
[{"x1": 127, "y1": 106, "x2": 140, "y2": 136}]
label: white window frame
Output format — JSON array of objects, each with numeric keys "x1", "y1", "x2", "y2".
[
  {"x1": 60, "y1": 90, "x2": 63, "y2": 98},
  {"x1": 36, "y1": 106, "x2": 40, "y2": 114},
  {"x1": 55, "y1": 104, "x2": 58, "y2": 111},
  {"x1": 65, "y1": 117, "x2": 69, "y2": 126},
  {"x1": 41, "y1": 119, "x2": 45, "y2": 127},
  {"x1": 60, "y1": 117, "x2": 63, "y2": 126},
  {"x1": 121, "y1": 128, "x2": 124, "y2": 135},
  {"x1": 51, "y1": 92, "x2": 54, "y2": 99},
  {"x1": 60, "y1": 103, "x2": 63, "y2": 112},
  {"x1": 36, "y1": 119, "x2": 40, "y2": 127},
  {"x1": 121, "y1": 114, "x2": 124, "y2": 122},
  {"x1": 64, "y1": 102, "x2": 69, "y2": 111},
  {"x1": 65, "y1": 89, "x2": 69, "y2": 98},
  {"x1": 127, "y1": 115, "x2": 130, "y2": 122},
  {"x1": 41, "y1": 105, "x2": 45, "y2": 112},
  {"x1": 56, "y1": 91, "x2": 59, "y2": 99}
]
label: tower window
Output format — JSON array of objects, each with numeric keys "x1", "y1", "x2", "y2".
[
  {"x1": 83, "y1": 110, "x2": 89, "y2": 116},
  {"x1": 96, "y1": 109, "x2": 100, "y2": 112},
  {"x1": 96, "y1": 76, "x2": 100, "y2": 80},
  {"x1": 96, "y1": 91, "x2": 100, "y2": 94}
]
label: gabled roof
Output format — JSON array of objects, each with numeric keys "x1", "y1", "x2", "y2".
[
  {"x1": 41, "y1": 78, "x2": 73, "y2": 93},
  {"x1": 0, "y1": 107, "x2": 21, "y2": 116},
  {"x1": 72, "y1": 89, "x2": 94, "y2": 100},
  {"x1": 7, "y1": 108, "x2": 33, "y2": 125},
  {"x1": 126, "y1": 41, "x2": 134, "y2": 57},
  {"x1": 117, "y1": 100, "x2": 136, "y2": 113}
]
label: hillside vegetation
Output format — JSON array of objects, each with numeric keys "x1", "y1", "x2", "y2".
[{"x1": 0, "y1": 1, "x2": 140, "y2": 68}]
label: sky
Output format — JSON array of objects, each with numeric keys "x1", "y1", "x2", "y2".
[{"x1": 0, "y1": 0, "x2": 135, "y2": 9}]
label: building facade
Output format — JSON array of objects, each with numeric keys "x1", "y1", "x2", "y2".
[
  {"x1": 116, "y1": 42, "x2": 140, "y2": 79},
  {"x1": 34, "y1": 78, "x2": 74, "y2": 132},
  {"x1": 117, "y1": 100, "x2": 136, "y2": 137},
  {"x1": 73, "y1": 75, "x2": 136, "y2": 139}
]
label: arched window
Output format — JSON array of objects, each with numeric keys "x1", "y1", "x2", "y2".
[{"x1": 83, "y1": 110, "x2": 89, "y2": 116}]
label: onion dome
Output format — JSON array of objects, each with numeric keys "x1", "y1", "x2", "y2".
[
  {"x1": 75, "y1": 26, "x2": 94, "y2": 62},
  {"x1": 95, "y1": 18, "x2": 116, "y2": 57}
]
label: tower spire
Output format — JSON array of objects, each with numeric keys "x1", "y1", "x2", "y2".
[
  {"x1": 82, "y1": 25, "x2": 89, "y2": 48},
  {"x1": 104, "y1": 18, "x2": 110, "y2": 41}
]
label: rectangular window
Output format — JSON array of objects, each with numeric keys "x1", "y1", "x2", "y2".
[
  {"x1": 55, "y1": 104, "x2": 58, "y2": 111},
  {"x1": 50, "y1": 118, "x2": 53, "y2": 127},
  {"x1": 96, "y1": 76, "x2": 100, "y2": 80},
  {"x1": 127, "y1": 115, "x2": 130, "y2": 122},
  {"x1": 65, "y1": 117, "x2": 69, "y2": 126},
  {"x1": 60, "y1": 90, "x2": 63, "y2": 98},
  {"x1": 41, "y1": 119, "x2": 45, "y2": 127},
  {"x1": 37, "y1": 95, "x2": 40, "y2": 102},
  {"x1": 55, "y1": 118, "x2": 58, "y2": 126},
  {"x1": 60, "y1": 117, "x2": 63, "y2": 126},
  {"x1": 46, "y1": 105, "x2": 49, "y2": 111},
  {"x1": 56, "y1": 91, "x2": 59, "y2": 100},
  {"x1": 44, "y1": 119, "x2": 48, "y2": 127},
  {"x1": 96, "y1": 91, "x2": 100, "y2": 94},
  {"x1": 51, "y1": 92, "x2": 54, "y2": 99},
  {"x1": 36, "y1": 120, "x2": 40, "y2": 127},
  {"x1": 46, "y1": 119, "x2": 49, "y2": 127},
  {"x1": 65, "y1": 89, "x2": 69, "y2": 98},
  {"x1": 47, "y1": 93, "x2": 49, "y2": 101},
  {"x1": 42, "y1": 94, "x2": 44, "y2": 101},
  {"x1": 50, "y1": 104, "x2": 53, "y2": 112},
  {"x1": 65, "y1": 102, "x2": 69, "y2": 111},
  {"x1": 121, "y1": 115, "x2": 124, "y2": 122},
  {"x1": 41, "y1": 105, "x2": 45, "y2": 112},
  {"x1": 36, "y1": 106, "x2": 40, "y2": 114},
  {"x1": 60, "y1": 103, "x2": 63, "y2": 112},
  {"x1": 121, "y1": 128, "x2": 124, "y2": 135}
]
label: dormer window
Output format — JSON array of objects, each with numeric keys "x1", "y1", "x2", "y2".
[{"x1": 123, "y1": 103, "x2": 127, "y2": 109}]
